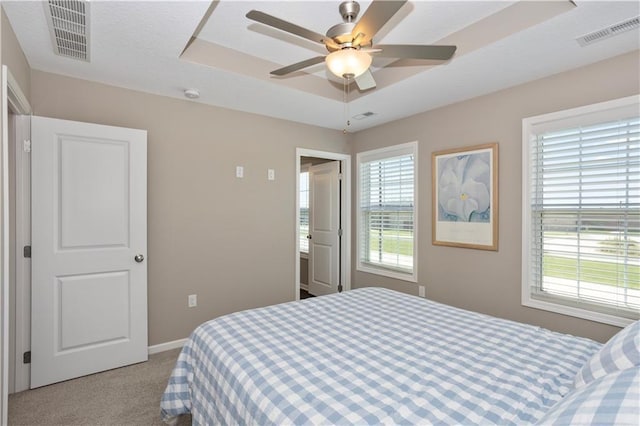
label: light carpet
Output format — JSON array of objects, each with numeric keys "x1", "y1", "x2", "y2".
[{"x1": 8, "y1": 348, "x2": 191, "y2": 425}]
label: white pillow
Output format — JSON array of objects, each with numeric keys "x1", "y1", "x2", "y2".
[
  {"x1": 574, "y1": 320, "x2": 640, "y2": 389},
  {"x1": 538, "y1": 366, "x2": 639, "y2": 425}
]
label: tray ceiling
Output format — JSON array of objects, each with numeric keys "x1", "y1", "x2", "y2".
[{"x1": 3, "y1": 1, "x2": 639, "y2": 131}]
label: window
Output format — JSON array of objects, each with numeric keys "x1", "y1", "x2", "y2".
[
  {"x1": 357, "y1": 142, "x2": 417, "y2": 281},
  {"x1": 522, "y1": 96, "x2": 639, "y2": 326},
  {"x1": 299, "y1": 166, "x2": 310, "y2": 254}
]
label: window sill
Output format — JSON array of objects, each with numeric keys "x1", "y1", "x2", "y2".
[
  {"x1": 357, "y1": 264, "x2": 417, "y2": 283},
  {"x1": 522, "y1": 295, "x2": 635, "y2": 328}
]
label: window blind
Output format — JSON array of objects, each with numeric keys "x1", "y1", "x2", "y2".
[
  {"x1": 529, "y1": 116, "x2": 640, "y2": 318},
  {"x1": 299, "y1": 171, "x2": 309, "y2": 253},
  {"x1": 359, "y1": 151, "x2": 415, "y2": 274}
]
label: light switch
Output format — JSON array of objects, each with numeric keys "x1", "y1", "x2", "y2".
[
  {"x1": 236, "y1": 166, "x2": 244, "y2": 178},
  {"x1": 188, "y1": 294, "x2": 197, "y2": 307}
]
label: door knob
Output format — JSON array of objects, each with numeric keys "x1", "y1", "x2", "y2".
[
  {"x1": 306, "y1": 234, "x2": 312, "y2": 239},
  {"x1": 134, "y1": 254, "x2": 144, "y2": 263}
]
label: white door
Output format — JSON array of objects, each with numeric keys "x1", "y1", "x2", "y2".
[
  {"x1": 308, "y1": 161, "x2": 340, "y2": 296},
  {"x1": 30, "y1": 116, "x2": 147, "y2": 388}
]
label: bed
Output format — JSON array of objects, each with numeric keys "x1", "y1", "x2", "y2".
[{"x1": 160, "y1": 287, "x2": 639, "y2": 425}]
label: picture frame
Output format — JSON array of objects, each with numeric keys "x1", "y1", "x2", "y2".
[{"x1": 432, "y1": 143, "x2": 498, "y2": 251}]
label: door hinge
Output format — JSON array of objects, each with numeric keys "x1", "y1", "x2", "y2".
[
  {"x1": 23, "y1": 245, "x2": 31, "y2": 258},
  {"x1": 23, "y1": 140, "x2": 31, "y2": 153},
  {"x1": 23, "y1": 351, "x2": 31, "y2": 364},
  {"x1": 338, "y1": 229, "x2": 343, "y2": 237},
  {"x1": 338, "y1": 173, "x2": 343, "y2": 180}
]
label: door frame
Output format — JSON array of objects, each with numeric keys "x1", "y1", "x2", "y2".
[
  {"x1": 295, "y1": 148, "x2": 351, "y2": 300},
  {"x1": 12, "y1": 113, "x2": 30, "y2": 393},
  {"x1": 1, "y1": 65, "x2": 31, "y2": 425}
]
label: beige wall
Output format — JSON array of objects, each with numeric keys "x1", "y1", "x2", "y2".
[
  {"x1": 30, "y1": 70, "x2": 349, "y2": 345},
  {"x1": 1, "y1": 9, "x2": 30, "y2": 102},
  {"x1": 350, "y1": 50, "x2": 640, "y2": 343}
]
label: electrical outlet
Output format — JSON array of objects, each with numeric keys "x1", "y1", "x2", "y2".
[
  {"x1": 188, "y1": 294, "x2": 197, "y2": 308},
  {"x1": 268, "y1": 169, "x2": 275, "y2": 181},
  {"x1": 418, "y1": 286, "x2": 426, "y2": 298},
  {"x1": 236, "y1": 166, "x2": 244, "y2": 178}
]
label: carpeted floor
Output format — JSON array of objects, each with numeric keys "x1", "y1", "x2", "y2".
[{"x1": 8, "y1": 348, "x2": 191, "y2": 425}]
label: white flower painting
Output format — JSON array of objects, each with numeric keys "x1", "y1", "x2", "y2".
[
  {"x1": 437, "y1": 152, "x2": 491, "y2": 222},
  {"x1": 432, "y1": 143, "x2": 498, "y2": 251}
]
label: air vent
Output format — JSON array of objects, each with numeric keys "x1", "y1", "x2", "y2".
[
  {"x1": 352, "y1": 112, "x2": 376, "y2": 120},
  {"x1": 577, "y1": 16, "x2": 639, "y2": 47},
  {"x1": 44, "y1": 0, "x2": 90, "y2": 61}
]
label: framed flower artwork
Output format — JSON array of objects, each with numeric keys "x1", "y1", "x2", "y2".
[{"x1": 432, "y1": 143, "x2": 498, "y2": 250}]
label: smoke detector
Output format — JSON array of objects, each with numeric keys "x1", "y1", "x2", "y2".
[
  {"x1": 44, "y1": 0, "x2": 90, "y2": 61},
  {"x1": 184, "y1": 89, "x2": 200, "y2": 99}
]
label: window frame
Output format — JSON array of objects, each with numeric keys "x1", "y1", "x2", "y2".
[
  {"x1": 299, "y1": 164, "x2": 311, "y2": 258},
  {"x1": 521, "y1": 95, "x2": 639, "y2": 327},
  {"x1": 356, "y1": 141, "x2": 418, "y2": 282}
]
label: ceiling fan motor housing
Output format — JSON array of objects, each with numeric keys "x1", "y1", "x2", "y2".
[
  {"x1": 326, "y1": 22, "x2": 356, "y2": 45},
  {"x1": 339, "y1": 1, "x2": 360, "y2": 22}
]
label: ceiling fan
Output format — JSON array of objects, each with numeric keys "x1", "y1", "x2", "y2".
[{"x1": 246, "y1": 0, "x2": 457, "y2": 91}]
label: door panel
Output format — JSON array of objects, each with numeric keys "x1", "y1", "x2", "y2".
[
  {"x1": 31, "y1": 116, "x2": 147, "y2": 388},
  {"x1": 56, "y1": 271, "x2": 130, "y2": 351},
  {"x1": 308, "y1": 161, "x2": 340, "y2": 296},
  {"x1": 59, "y1": 138, "x2": 129, "y2": 248},
  {"x1": 311, "y1": 244, "x2": 331, "y2": 286}
]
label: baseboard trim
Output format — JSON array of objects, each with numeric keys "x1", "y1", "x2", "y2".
[{"x1": 148, "y1": 338, "x2": 187, "y2": 355}]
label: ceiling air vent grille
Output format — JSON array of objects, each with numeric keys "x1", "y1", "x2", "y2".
[
  {"x1": 577, "y1": 16, "x2": 639, "y2": 47},
  {"x1": 44, "y1": 0, "x2": 90, "y2": 61},
  {"x1": 352, "y1": 112, "x2": 376, "y2": 120}
]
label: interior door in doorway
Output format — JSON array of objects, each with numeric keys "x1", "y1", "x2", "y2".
[
  {"x1": 308, "y1": 161, "x2": 340, "y2": 296},
  {"x1": 30, "y1": 116, "x2": 148, "y2": 388}
]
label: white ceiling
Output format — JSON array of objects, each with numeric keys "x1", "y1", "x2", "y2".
[{"x1": 3, "y1": 0, "x2": 639, "y2": 132}]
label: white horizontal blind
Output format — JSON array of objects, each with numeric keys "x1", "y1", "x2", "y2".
[
  {"x1": 359, "y1": 150, "x2": 415, "y2": 274},
  {"x1": 530, "y1": 116, "x2": 640, "y2": 318},
  {"x1": 299, "y1": 171, "x2": 309, "y2": 253}
]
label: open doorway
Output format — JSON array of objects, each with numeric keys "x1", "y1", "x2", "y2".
[
  {"x1": 295, "y1": 149, "x2": 351, "y2": 301},
  {"x1": 1, "y1": 66, "x2": 32, "y2": 424}
]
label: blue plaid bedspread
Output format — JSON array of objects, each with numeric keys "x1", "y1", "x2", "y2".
[{"x1": 160, "y1": 287, "x2": 601, "y2": 425}]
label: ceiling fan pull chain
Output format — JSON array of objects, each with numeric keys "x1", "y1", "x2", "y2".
[
  {"x1": 343, "y1": 76, "x2": 348, "y2": 133},
  {"x1": 343, "y1": 74, "x2": 352, "y2": 134},
  {"x1": 347, "y1": 75, "x2": 351, "y2": 128}
]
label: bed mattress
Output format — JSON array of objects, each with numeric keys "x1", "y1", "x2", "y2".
[{"x1": 161, "y1": 287, "x2": 601, "y2": 425}]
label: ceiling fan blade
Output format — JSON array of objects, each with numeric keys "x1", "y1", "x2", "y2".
[
  {"x1": 354, "y1": 69, "x2": 376, "y2": 91},
  {"x1": 374, "y1": 44, "x2": 457, "y2": 60},
  {"x1": 270, "y1": 56, "x2": 326, "y2": 76},
  {"x1": 247, "y1": 10, "x2": 327, "y2": 45},
  {"x1": 352, "y1": 0, "x2": 407, "y2": 46}
]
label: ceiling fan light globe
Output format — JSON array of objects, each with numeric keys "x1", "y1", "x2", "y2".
[{"x1": 326, "y1": 49, "x2": 372, "y2": 78}]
